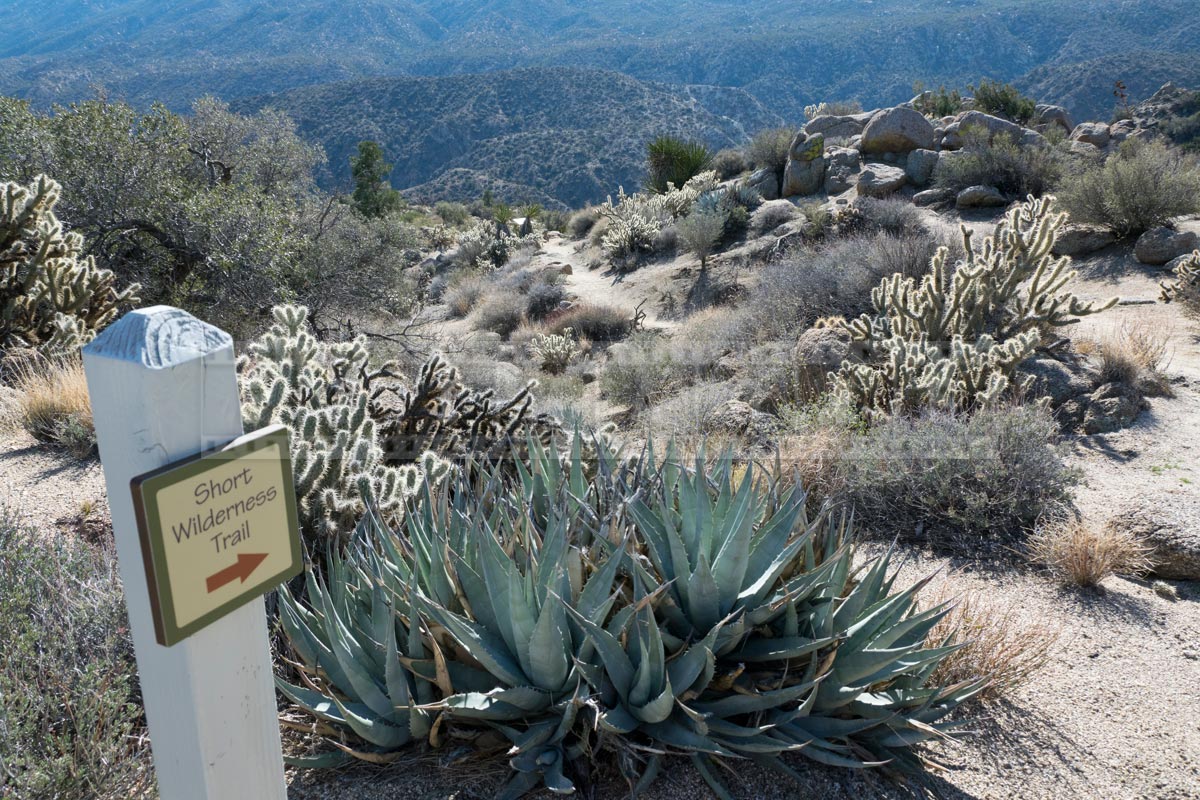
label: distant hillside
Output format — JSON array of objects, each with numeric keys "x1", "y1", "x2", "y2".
[
  {"x1": 4, "y1": 0, "x2": 1199, "y2": 122},
  {"x1": 234, "y1": 68, "x2": 781, "y2": 208}
]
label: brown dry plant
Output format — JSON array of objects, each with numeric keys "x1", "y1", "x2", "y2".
[{"x1": 1029, "y1": 517, "x2": 1153, "y2": 586}]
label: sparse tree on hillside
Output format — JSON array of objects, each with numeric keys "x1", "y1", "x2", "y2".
[{"x1": 350, "y1": 140, "x2": 403, "y2": 218}]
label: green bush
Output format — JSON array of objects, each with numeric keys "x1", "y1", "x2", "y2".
[
  {"x1": 913, "y1": 84, "x2": 965, "y2": 118},
  {"x1": 566, "y1": 206, "x2": 601, "y2": 239},
  {"x1": 933, "y1": 131, "x2": 1062, "y2": 197},
  {"x1": 434, "y1": 201, "x2": 470, "y2": 226},
  {"x1": 710, "y1": 147, "x2": 748, "y2": 179},
  {"x1": 1056, "y1": 139, "x2": 1200, "y2": 237},
  {"x1": 969, "y1": 79, "x2": 1036, "y2": 124},
  {"x1": 600, "y1": 332, "x2": 688, "y2": 409},
  {"x1": 0, "y1": 510, "x2": 151, "y2": 798},
  {"x1": 836, "y1": 404, "x2": 1077, "y2": 548},
  {"x1": 524, "y1": 280, "x2": 567, "y2": 320},
  {"x1": 746, "y1": 127, "x2": 798, "y2": 181},
  {"x1": 279, "y1": 438, "x2": 986, "y2": 797},
  {"x1": 645, "y1": 135, "x2": 712, "y2": 194},
  {"x1": 471, "y1": 289, "x2": 526, "y2": 337},
  {"x1": 677, "y1": 209, "x2": 728, "y2": 268}
]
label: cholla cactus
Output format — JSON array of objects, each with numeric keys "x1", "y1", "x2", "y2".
[
  {"x1": 834, "y1": 197, "x2": 1115, "y2": 414},
  {"x1": 1161, "y1": 250, "x2": 1200, "y2": 305},
  {"x1": 455, "y1": 221, "x2": 511, "y2": 269},
  {"x1": 527, "y1": 327, "x2": 579, "y2": 373},
  {"x1": 597, "y1": 172, "x2": 723, "y2": 260},
  {"x1": 240, "y1": 305, "x2": 439, "y2": 542},
  {"x1": 1, "y1": 175, "x2": 139, "y2": 352}
]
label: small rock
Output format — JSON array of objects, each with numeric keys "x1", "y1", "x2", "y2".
[
  {"x1": 1107, "y1": 497, "x2": 1200, "y2": 580},
  {"x1": 1052, "y1": 224, "x2": 1117, "y2": 257},
  {"x1": 856, "y1": 164, "x2": 908, "y2": 198},
  {"x1": 703, "y1": 400, "x2": 778, "y2": 446},
  {"x1": 955, "y1": 185, "x2": 1007, "y2": 208},
  {"x1": 1018, "y1": 357, "x2": 1095, "y2": 406},
  {"x1": 913, "y1": 187, "x2": 954, "y2": 207},
  {"x1": 1134, "y1": 227, "x2": 1199, "y2": 266},
  {"x1": 1082, "y1": 381, "x2": 1148, "y2": 434},
  {"x1": 860, "y1": 106, "x2": 937, "y2": 154}
]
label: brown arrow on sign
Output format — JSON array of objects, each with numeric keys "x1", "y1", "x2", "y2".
[{"x1": 205, "y1": 552, "x2": 268, "y2": 594}]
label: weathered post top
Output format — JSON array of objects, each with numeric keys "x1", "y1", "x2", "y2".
[{"x1": 84, "y1": 306, "x2": 287, "y2": 800}]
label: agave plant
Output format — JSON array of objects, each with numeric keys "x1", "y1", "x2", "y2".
[{"x1": 278, "y1": 433, "x2": 986, "y2": 797}]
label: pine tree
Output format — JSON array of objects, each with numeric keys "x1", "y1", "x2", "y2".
[{"x1": 350, "y1": 140, "x2": 403, "y2": 218}]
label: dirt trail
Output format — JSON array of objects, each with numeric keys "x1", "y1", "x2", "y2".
[{"x1": 534, "y1": 234, "x2": 678, "y2": 329}]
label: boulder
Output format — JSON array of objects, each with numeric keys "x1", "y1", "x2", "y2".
[
  {"x1": 1070, "y1": 122, "x2": 1111, "y2": 147},
  {"x1": 1018, "y1": 358, "x2": 1094, "y2": 406},
  {"x1": 804, "y1": 114, "x2": 867, "y2": 140},
  {"x1": 1035, "y1": 103, "x2": 1075, "y2": 133},
  {"x1": 1107, "y1": 497, "x2": 1200, "y2": 581},
  {"x1": 1052, "y1": 224, "x2": 1117, "y2": 257},
  {"x1": 1067, "y1": 140, "x2": 1103, "y2": 159},
  {"x1": 792, "y1": 326, "x2": 859, "y2": 392},
  {"x1": 704, "y1": 400, "x2": 778, "y2": 445},
  {"x1": 746, "y1": 167, "x2": 780, "y2": 201},
  {"x1": 1081, "y1": 382, "x2": 1148, "y2": 434},
  {"x1": 860, "y1": 106, "x2": 937, "y2": 154},
  {"x1": 913, "y1": 188, "x2": 954, "y2": 207},
  {"x1": 955, "y1": 185, "x2": 1007, "y2": 208},
  {"x1": 905, "y1": 148, "x2": 940, "y2": 187},
  {"x1": 856, "y1": 164, "x2": 908, "y2": 198},
  {"x1": 781, "y1": 132, "x2": 827, "y2": 197},
  {"x1": 826, "y1": 146, "x2": 862, "y2": 172},
  {"x1": 1166, "y1": 251, "x2": 1200, "y2": 274},
  {"x1": 1134, "y1": 227, "x2": 1199, "y2": 266},
  {"x1": 749, "y1": 199, "x2": 799, "y2": 234},
  {"x1": 1019, "y1": 128, "x2": 1048, "y2": 149},
  {"x1": 954, "y1": 110, "x2": 1026, "y2": 142}
]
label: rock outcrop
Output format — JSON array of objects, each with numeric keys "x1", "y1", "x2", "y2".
[
  {"x1": 781, "y1": 132, "x2": 826, "y2": 197},
  {"x1": 860, "y1": 106, "x2": 936, "y2": 154}
]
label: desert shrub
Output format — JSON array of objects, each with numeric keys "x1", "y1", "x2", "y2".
[
  {"x1": 749, "y1": 200, "x2": 799, "y2": 234},
  {"x1": 524, "y1": 279, "x2": 567, "y2": 320},
  {"x1": 543, "y1": 302, "x2": 632, "y2": 343},
  {"x1": 1029, "y1": 517, "x2": 1153, "y2": 586},
  {"x1": 1161, "y1": 89, "x2": 1200, "y2": 151},
  {"x1": 641, "y1": 381, "x2": 739, "y2": 441},
  {"x1": 0, "y1": 510, "x2": 151, "y2": 799},
  {"x1": 527, "y1": 328, "x2": 579, "y2": 374},
  {"x1": 913, "y1": 84, "x2": 965, "y2": 118},
  {"x1": 597, "y1": 174, "x2": 721, "y2": 267},
  {"x1": 1161, "y1": 250, "x2": 1200, "y2": 311},
  {"x1": 2, "y1": 175, "x2": 139, "y2": 354},
  {"x1": 471, "y1": 289, "x2": 526, "y2": 337},
  {"x1": 540, "y1": 208, "x2": 569, "y2": 233},
  {"x1": 434, "y1": 201, "x2": 470, "y2": 226},
  {"x1": 833, "y1": 197, "x2": 1116, "y2": 415},
  {"x1": 677, "y1": 209, "x2": 728, "y2": 268},
  {"x1": 567, "y1": 206, "x2": 601, "y2": 239},
  {"x1": 746, "y1": 127, "x2": 799, "y2": 181},
  {"x1": 455, "y1": 221, "x2": 512, "y2": 269},
  {"x1": 645, "y1": 135, "x2": 712, "y2": 194},
  {"x1": 1058, "y1": 140, "x2": 1200, "y2": 237},
  {"x1": 839, "y1": 404, "x2": 1077, "y2": 547},
  {"x1": 710, "y1": 148, "x2": 748, "y2": 179},
  {"x1": 444, "y1": 272, "x2": 488, "y2": 317},
  {"x1": 600, "y1": 332, "x2": 688, "y2": 409},
  {"x1": 280, "y1": 441, "x2": 987, "y2": 797},
  {"x1": 6, "y1": 356, "x2": 96, "y2": 457},
  {"x1": 925, "y1": 585, "x2": 1057, "y2": 703},
  {"x1": 969, "y1": 79, "x2": 1036, "y2": 123},
  {"x1": 933, "y1": 131, "x2": 1062, "y2": 197},
  {"x1": 853, "y1": 196, "x2": 926, "y2": 237}
]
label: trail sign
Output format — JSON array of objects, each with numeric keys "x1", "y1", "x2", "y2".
[{"x1": 131, "y1": 424, "x2": 302, "y2": 646}]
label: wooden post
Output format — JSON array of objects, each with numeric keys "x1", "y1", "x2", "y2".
[{"x1": 82, "y1": 306, "x2": 287, "y2": 799}]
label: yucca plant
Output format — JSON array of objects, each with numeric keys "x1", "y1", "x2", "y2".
[{"x1": 279, "y1": 433, "x2": 987, "y2": 797}]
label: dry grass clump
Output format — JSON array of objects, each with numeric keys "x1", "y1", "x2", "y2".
[
  {"x1": 1089, "y1": 320, "x2": 1173, "y2": 395},
  {"x1": 1028, "y1": 517, "x2": 1153, "y2": 587},
  {"x1": 543, "y1": 302, "x2": 632, "y2": 342},
  {"x1": 4, "y1": 357, "x2": 96, "y2": 457},
  {"x1": 445, "y1": 272, "x2": 488, "y2": 317},
  {"x1": 925, "y1": 583, "x2": 1058, "y2": 703},
  {"x1": 470, "y1": 289, "x2": 526, "y2": 337}
]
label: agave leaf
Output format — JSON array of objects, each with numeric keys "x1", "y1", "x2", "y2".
[
  {"x1": 328, "y1": 693, "x2": 410, "y2": 749},
  {"x1": 685, "y1": 553, "x2": 723, "y2": 636},
  {"x1": 283, "y1": 750, "x2": 356, "y2": 769},
  {"x1": 633, "y1": 680, "x2": 676, "y2": 725},
  {"x1": 565, "y1": 604, "x2": 635, "y2": 698},
  {"x1": 693, "y1": 679, "x2": 817, "y2": 717},
  {"x1": 319, "y1": 586, "x2": 395, "y2": 720},
  {"x1": 709, "y1": 466, "x2": 757, "y2": 604},
  {"x1": 441, "y1": 692, "x2": 540, "y2": 721},
  {"x1": 733, "y1": 634, "x2": 839, "y2": 662},
  {"x1": 527, "y1": 578, "x2": 572, "y2": 691},
  {"x1": 644, "y1": 719, "x2": 734, "y2": 757},
  {"x1": 417, "y1": 596, "x2": 528, "y2": 687},
  {"x1": 689, "y1": 753, "x2": 734, "y2": 800},
  {"x1": 276, "y1": 678, "x2": 347, "y2": 725},
  {"x1": 599, "y1": 704, "x2": 641, "y2": 734}
]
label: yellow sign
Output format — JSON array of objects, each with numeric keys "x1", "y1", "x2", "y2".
[{"x1": 131, "y1": 425, "x2": 302, "y2": 646}]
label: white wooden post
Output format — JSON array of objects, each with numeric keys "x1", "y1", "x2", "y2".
[{"x1": 82, "y1": 306, "x2": 287, "y2": 799}]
